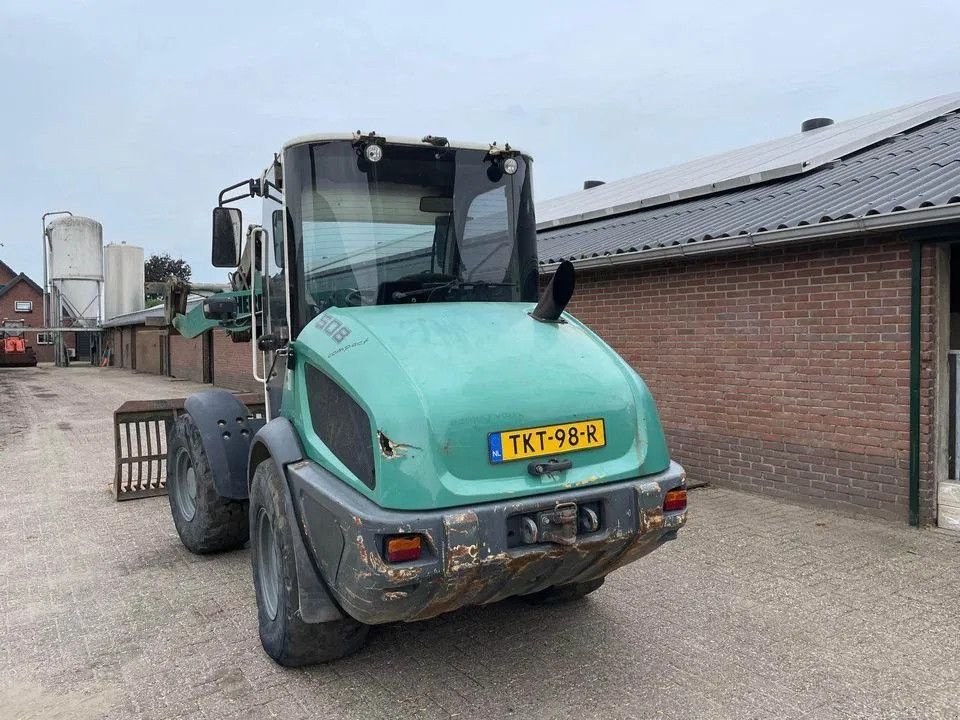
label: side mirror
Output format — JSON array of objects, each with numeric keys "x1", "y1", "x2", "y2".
[
  {"x1": 202, "y1": 295, "x2": 238, "y2": 321},
  {"x1": 211, "y1": 207, "x2": 242, "y2": 267}
]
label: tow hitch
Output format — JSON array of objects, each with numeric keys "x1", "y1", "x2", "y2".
[{"x1": 520, "y1": 502, "x2": 582, "y2": 545}]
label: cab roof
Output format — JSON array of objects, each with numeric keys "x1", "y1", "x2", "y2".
[{"x1": 282, "y1": 132, "x2": 528, "y2": 156}]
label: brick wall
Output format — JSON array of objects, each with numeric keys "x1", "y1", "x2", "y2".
[
  {"x1": 135, "y1": 329, "x2": 164, "y2": 375},
  {"x1": 559, "y1": 235, "x2": 937, "y2": 523},
  {"x1": 104, "y1": 324, "x2": 255, "y2": 391},
  {"x1": 108, "y1": 325, "x2": 139, "y2": 369},
  {"x1": 0, "y1": 278, "x2": 55, "y2": 363},
  {"x1": 918, "y1": 242, "x2": 940, "y2": 525},
  {"x1": 169, "y1": 332, "x2": 206, "y2": 383},
  {"x1": 124, "y1": 326, "x2": 137, "y2": 369},
  {"x1": 211, "y1": 329, "x2": 256, "y2": 391}
]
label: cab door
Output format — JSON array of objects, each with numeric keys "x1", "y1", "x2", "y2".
[{"x1": 262, "y1": 161, "x2": 288, "y2": 417}]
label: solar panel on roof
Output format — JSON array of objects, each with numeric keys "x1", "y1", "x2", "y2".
[
  {"x1": 536, "y1": 93, "x2": 960, "y2": 230},
  {"x1": 536, "y1": 109, "x2": 960, "y2": 265}
]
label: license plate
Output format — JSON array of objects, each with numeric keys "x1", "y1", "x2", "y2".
[{"x1": 487, "y1": 419, "x2": 606, "y2": 464}]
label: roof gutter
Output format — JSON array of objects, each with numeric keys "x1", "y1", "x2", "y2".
[{"x1": 538, "y1": 204, "x2": 960, "y2": 272}]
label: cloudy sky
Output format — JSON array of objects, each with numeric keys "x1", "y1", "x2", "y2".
[{"x1": 2, "y1": 0, "x2": 959, "y2": 283}]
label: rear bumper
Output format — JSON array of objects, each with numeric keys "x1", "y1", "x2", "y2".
[{"x1": 287, "y1": 460, "x2": 686, "y2": 625}]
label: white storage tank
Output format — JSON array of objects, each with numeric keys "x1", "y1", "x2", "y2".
[
  {"x1": 47, "y1": 216, "x2": 104, "y2": 324},
  {"x1": 103, "y1": 243, "x2": 145, "y2": 320}
]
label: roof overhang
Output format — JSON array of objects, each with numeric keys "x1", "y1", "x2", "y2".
[{"x1": 538, "y1": 203, "x2": 960, "y2": 273}]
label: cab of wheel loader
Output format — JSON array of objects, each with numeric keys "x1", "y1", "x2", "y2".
[
  {"x1": 211, "y1": 134, "x2": 540, "y2": 415},
  {"x1": 279, "y1": 134, "x2": 538, "y2": 319}
]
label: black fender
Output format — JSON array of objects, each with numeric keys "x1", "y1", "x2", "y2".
[
  {"x1": 248, "y1": 416, "x2": 304, "y2": 489},
  {"x1": 249, "y1": 418, "x2": 344, "y2": 623},
  {"x1": 183, "y1": 390, "x2": 265, "y2": 500}
]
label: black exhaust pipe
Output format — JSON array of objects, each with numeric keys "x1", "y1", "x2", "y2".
[{"x1": 531, "y1": 260, "x2": 575, "y2": 323}]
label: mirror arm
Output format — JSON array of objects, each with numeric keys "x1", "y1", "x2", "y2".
[
  {"x1": 264, "y1": 180, "x2": 283, "y2": 204},
  {"x1": 220, "y1": 191, "x2": 253, "y2": 206},
  {"x1": 218, "y1": 178, "x2": 261, "y2": 206}
]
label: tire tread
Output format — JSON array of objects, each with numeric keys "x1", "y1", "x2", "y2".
[
  {"x1": 167, "y1": 413, "x2": 248, "y2": 554},
  {"x1": 250, "y1": 461, "x2": 368, "y2": 666}
]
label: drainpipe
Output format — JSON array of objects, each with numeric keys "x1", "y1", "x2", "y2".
[{"x1": 909, "y1": 240, "x2": 922, "y2": 527}]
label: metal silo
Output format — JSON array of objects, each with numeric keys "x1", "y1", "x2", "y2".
[
  {"x1": 47, "y1": 216, "x2": 104, "y2": 325},
  {"x1": 103, "y1": 243, "x2": 145, "y2": 320}
]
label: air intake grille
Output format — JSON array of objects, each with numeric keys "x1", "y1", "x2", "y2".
[{"x1": 305, "y1": 365, "x2": 376, "y2": 489}]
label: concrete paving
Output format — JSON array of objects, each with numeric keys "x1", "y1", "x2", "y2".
[{"x1": 1, "y1": 365, "x2": 960, "y2": 719}]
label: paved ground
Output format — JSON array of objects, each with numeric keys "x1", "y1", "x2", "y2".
[{"x1": 2, "y1": 365, "x2": 960, "y2": 719}]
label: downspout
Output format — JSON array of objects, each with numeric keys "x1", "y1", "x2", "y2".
[{"x1": 909, "y1": 240, "x2": 922, "y2": 527}]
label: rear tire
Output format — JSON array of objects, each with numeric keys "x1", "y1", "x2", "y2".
[
  {"x1": 522, "y1": 577, "x2": 605, "y2": 605},
  {"x1": 249, "y1": 460, "x2": 369, "y2": 666},
  {"x1": 167, "y1": 413, "x2": 248, "y2": 554}
]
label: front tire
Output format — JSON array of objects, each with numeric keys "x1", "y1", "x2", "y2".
[
  {"x1": 249, "y1": 460, "x2": 369, "y2": 666},
  {"x1": 167, "y1": 413, "x2": 248, "y2": 554}
]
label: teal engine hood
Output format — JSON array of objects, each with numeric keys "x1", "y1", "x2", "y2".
[{"x1": 288, "y1": 303, "x2": 670, "y2": 510}]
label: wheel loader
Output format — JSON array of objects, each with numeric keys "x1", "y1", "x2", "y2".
[
  {"x1": 0, "y1": 320, "x2": 39, "y2": 368},
  {"x1": 118, "y1": 132, "x2": 687, "y2": 665}
]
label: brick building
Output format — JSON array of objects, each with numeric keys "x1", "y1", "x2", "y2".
[
  {"x1": 537, "y1": 94, "x2": 960, "y2": 527},
  {"x1": 0, "y1": 259, "x2": 78, "y2": 363},
  {"x1": 102, "y1": 303, "x2": 256, "y2": 392}
]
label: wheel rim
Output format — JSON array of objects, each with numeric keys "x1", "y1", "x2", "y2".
[
  {"x1": 172, "y1": 448, "x2": 198, "y2": 522},
  {"x1": 256, "y1": 507, "x2": 281, "y2": 621}
]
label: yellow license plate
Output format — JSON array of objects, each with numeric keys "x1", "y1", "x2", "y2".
[{"x1": 487, "y1": 419, "x2": 606, "y2": 464}]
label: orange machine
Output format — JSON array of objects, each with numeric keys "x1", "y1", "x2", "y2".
[{"x1": 0, "y1": 320, "x2": 38, "y2": 368}]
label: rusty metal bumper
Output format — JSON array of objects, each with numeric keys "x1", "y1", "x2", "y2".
[{"x1": 286, "y1": 460, "x2": 686, "y2": 625}]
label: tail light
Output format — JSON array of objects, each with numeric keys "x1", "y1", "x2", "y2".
[
  {"x1": 384, "y1": 535, "x2": 422, "y2": 563},
  {"x1": 663, "y1": 489, "x2": 687, "y2": 513}
]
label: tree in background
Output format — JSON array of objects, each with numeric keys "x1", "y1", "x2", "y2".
[{"x1": 145, "y1": 253, "x2": 192, "y2": 305}]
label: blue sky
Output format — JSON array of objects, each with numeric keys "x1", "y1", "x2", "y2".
[{"x1": 2, "y1": 0, "x2": 958, "y2": 283}]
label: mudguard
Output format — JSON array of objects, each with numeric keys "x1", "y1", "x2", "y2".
[
  {"x1": 183, "y1": 390, "x2": 265, "y2": 500},
  {"x1": 247, "y1": 416, "x2": 304, "y2": 488},
  {"x1": 249, "y1": 418, "x2": 344, "y2": 623}
]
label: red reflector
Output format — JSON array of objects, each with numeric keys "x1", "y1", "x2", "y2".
[
  {"x1": 663, "y1": 489, "x2": 687, "y2": 513},
  {"x1": 385, "y1": 535, "x2": 422, "y2": 563}
]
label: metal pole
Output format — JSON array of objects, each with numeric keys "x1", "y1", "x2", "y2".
[{"x1": 41, "y1": 211, "x2": 73, "y2": 338}]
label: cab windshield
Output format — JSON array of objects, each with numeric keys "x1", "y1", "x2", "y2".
[{"x1": 283, "y1": 141, "x2": 538, "y2": 330}]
